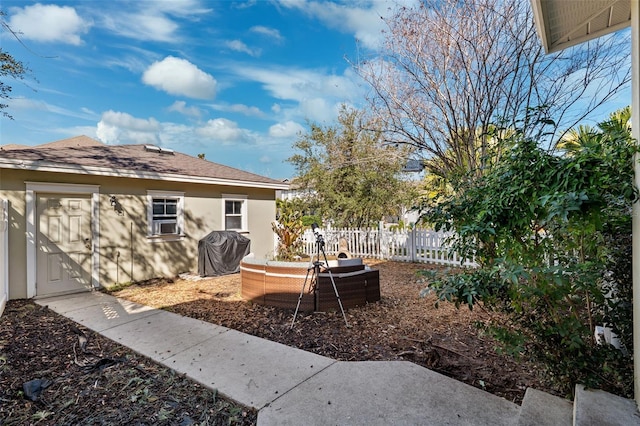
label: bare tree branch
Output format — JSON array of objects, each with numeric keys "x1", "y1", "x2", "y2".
[{"x1": 353, "y1": 0, "x2": 631, "y2": 180}]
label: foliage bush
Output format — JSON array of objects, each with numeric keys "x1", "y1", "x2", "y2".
[
  {"x1": 420, "y1": 113, "x2": 636, "y2": 398},
  {"x1": 271, "y1": 199, "x2": 305, "y2": 261}
]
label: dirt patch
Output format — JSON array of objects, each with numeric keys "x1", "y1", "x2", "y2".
[
  {"x1": 112, "y1": 260, "x2": 550, "y2": 403},
  {"x1": 0, "y1": 300, "x2": 257, "y2": 425}
]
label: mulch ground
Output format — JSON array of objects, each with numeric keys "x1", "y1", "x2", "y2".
[
  {"x1": 0, "y1": 300, "x2": 257, "y2": 425},
  {"x1": 111, "y1": 260, "x2": 550, "y2": 404},
  {"x1": 0, "y1": 260, "x2": 553, "y2": 425}
]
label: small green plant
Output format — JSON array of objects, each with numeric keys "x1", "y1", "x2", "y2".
[
  {"x1": 104, "y1": 281, "x2": 134, "y2": 293},
  {"x1": 271, "y1": 199, "x2": 305, "y2": 261}
]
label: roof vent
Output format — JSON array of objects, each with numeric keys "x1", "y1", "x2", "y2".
[{"x1": 144, "y1": 145, "x2": 174, "y2": 155}]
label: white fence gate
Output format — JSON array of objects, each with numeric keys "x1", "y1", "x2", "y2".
[
  {"x1": 301, "y1": 227, "x2": 476, "y2": 267},
  {"x1": 0, "y1": 199, "x2": 8, "y2": 316}
]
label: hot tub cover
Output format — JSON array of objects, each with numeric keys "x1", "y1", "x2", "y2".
[{"x1": 198, "y1": 231, "x2": 251, "y2": 277}]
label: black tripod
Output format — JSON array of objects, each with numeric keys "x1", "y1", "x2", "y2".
[{"x1": 290, "y1": 226, "x2": 349, "y2": 329}]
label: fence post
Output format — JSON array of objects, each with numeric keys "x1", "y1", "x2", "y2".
[
  {"x1": 379, "y1": 222, "x2": 389, "y2": 259},
  {"x1": 413, "y1": 228, "x2": 419, "y2": 262}
]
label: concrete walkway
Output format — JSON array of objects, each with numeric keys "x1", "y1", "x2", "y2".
[{"x1": 37, "y1": 291, "x2": 522, "y2": 425}]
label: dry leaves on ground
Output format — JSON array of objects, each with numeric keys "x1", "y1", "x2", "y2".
[
  {"x1": 112, "y1": 260, "x2": 548, "y2": 403},
  {"x1": 0, "y1": 300, "x2": 257, "y2": 425}
]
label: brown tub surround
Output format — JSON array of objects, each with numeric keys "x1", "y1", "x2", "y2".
[{"x1": 239, "y1": 257, "x2": 380, "y2": 312}]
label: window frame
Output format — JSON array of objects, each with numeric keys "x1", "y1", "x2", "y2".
[
  {"x1": 222, "y1": 194, "x2": 248, "y2": 232},
  {"x1": 147, "y1": 190, "x2": 185, "y2": 241}
]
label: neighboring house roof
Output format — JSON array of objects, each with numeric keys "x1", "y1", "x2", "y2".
[
  {"x1": 531, "y1": 0, "x2": 631, "y2": 53},
  {"x1": 38, "y1": 135, "x2": 105, "y2": 149},
  {"x1": 0, "y1": 136, "x2": 288, "y2": 190},
  {"x1": 0, "y1": 144, "x2": 30, "y2": 150}
]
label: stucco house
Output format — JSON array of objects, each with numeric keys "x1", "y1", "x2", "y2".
[{"x1": 0, "y1": 135, "x2": 288, "y2": 305}]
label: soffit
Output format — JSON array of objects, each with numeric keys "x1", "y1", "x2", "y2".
[{"x1": 531, "y1": 0, "x2": 631, "y2": 53}]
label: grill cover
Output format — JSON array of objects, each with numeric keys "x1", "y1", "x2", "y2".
[{"x1": 198, "y1": 231, "x2": 251, "y2": 277}]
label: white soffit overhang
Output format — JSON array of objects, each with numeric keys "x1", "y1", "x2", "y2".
[{"x1": 532, "y1": 0, "x2": 631, "y2": 53}]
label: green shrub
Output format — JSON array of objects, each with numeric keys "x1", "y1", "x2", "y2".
[{"x1": 421, "y1": 113, "x2": 636, "y2": 398}]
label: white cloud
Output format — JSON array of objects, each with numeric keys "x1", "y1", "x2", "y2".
[
  {"x1": 105, "y1": 13, "x2": 177, "y2": 42},
  {"x1": 250, "y1": 26, "x2": 284, "y2": 43},
  {"x1": 80, "y1": 107, "x2": 98, "y2": 117},
  {"x1": 234, "y1": 0, "x2": 258, "y2": 10},
  {"x1": 225, "y1": 40, "x2": 261, "y2": 57},
  {"x1": 101, "y1": 46, "x2": 159, "y2": 73},
  {"x1": 195, "y1": 118, "x2": 247, "y2": 143},
  {"x1": 8, "y1": 4, "x2": 90, "y2": 45},
  {"x1": 99, "y1": 1, "x2": 211, "y2": 43},
  {"x1": 167, "y1": 101, "x2": 203, "y2": 118},
  {"x1": 232, "y1": 65, "x2": 362, "y2": 122},
  {"x1": 209, "y1": 103, "x2": 266, "y2": 118},
  {"x1": 151, "y1": 0, "x2": 212, "y2": 16},
  {"x1": 96, "y1": 110, "x2": 161, "y2": 144},
  {"x1": 235, "y1": 66, "x2": 360, "y2": 102},
  {"x1": 142, "y1": 56, "x2": 217, "y2": 99},
  {"x1": 157, "y1": 122, "x2": 198, "y2": 148},
  {"x1": 269, "y1": 120, "x2": 305, "y2": 138},
  {"x1": 276, "y1": 0, "x2": 404, "y2": 49},
  {"x1": 7, "y1": 97, "x2": 97, "y2": 120},
  {"x1": 300, "y1": 97, "x2": 342, "y2": 122}
]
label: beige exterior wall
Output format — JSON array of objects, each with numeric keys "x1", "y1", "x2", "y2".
[
  {"x1": 3, "y1": 169, "x2": 29, "y2": 299},
  {"x1": 0, "y1": 169, "x2": 277, "y2": 299}
]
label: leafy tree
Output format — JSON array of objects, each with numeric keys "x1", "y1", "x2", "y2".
[
  {"x1": 420, "y1": 124, "x2": 512, "y2": 204},
  {"x1": 288, "y1": 106, "x2": 414, "y2": 228},
  {"x1": 356, "y1": 0, "x2": 630, "y2": 183},
  {"x1": 1, "y1": 11, "x2": 31, "y2": 120},
  {"x1": 421, "y1": 108, "x2": 636, "y2": 397},
  {"x1": 557, "y1": 106, "x2": 631, "y2": 154}
]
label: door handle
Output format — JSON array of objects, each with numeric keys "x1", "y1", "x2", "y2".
[{"x1": 84, "y1": 238, "x2": 91, "y2": 250}]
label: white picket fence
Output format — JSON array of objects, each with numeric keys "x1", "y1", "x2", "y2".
[{"x1": 301, "y1": 227, "x2": 476, "y2": 267}]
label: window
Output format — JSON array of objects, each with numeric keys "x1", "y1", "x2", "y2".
[
  {"x1": 152, "y1": 198, "x2": 178, "y2": 234},
  {"x1": 147, "y1": 191, "x2": 184, "y2": 240},
  {"x1": 222, "y1": 194, "x2": 247, "y2": 231}
]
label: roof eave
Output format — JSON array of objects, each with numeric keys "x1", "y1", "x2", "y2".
[
  {"x1": 531, "y1": 0, "x2": 552, "y2": 53},
  {"x1": 0, "y1": 158, "x2": 290, "y2": 191},
  {"x1": 531, "y1": 0, "x2": 631, "y2": 54},
  {"x1": 546, "y1": 21, "x2": 631, "y2": 53}
]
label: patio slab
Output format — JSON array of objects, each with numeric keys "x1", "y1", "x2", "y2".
[
  {"x1": 36, "y1": 292, "x2": 526, "y2": 425},
  {"x1": 36, "y1": 291, "x2": 115, "y2": 312},
  {"x1": 100, "y1": 310, "x2": 230, "y2": 361},
  {"x1": 161, "y1": 329, "x2": 335, "y2": 409},
  {"x1": 37, "y1": 292, "x2": 158, "y2": 332},
  {"x1": 258, "y1": 361, "x2": 520, "y2": 426}
]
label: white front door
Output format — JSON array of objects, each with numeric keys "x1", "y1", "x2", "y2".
[{"x1": 36, "y1": 194, "x2": 92, "y2": 296}]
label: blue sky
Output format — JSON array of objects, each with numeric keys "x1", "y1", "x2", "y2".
[
  {"x1": 1, "y1": 0, "x2": 397, "y2": 179},
  {"x1": 0, "y1": 1, "x2": 632, "y2": 180}
]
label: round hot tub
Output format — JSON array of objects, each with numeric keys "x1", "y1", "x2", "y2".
[{"x1": 239, "y1": 257, "x2": 380, "y2": 312}]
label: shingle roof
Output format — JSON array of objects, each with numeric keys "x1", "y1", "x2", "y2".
[
  {"x1": 38, "y1": 135, "x2": 105, "y2": 149},
  {"x1": 0, "y1": 136, "x2": 288, "y2": 189}
]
